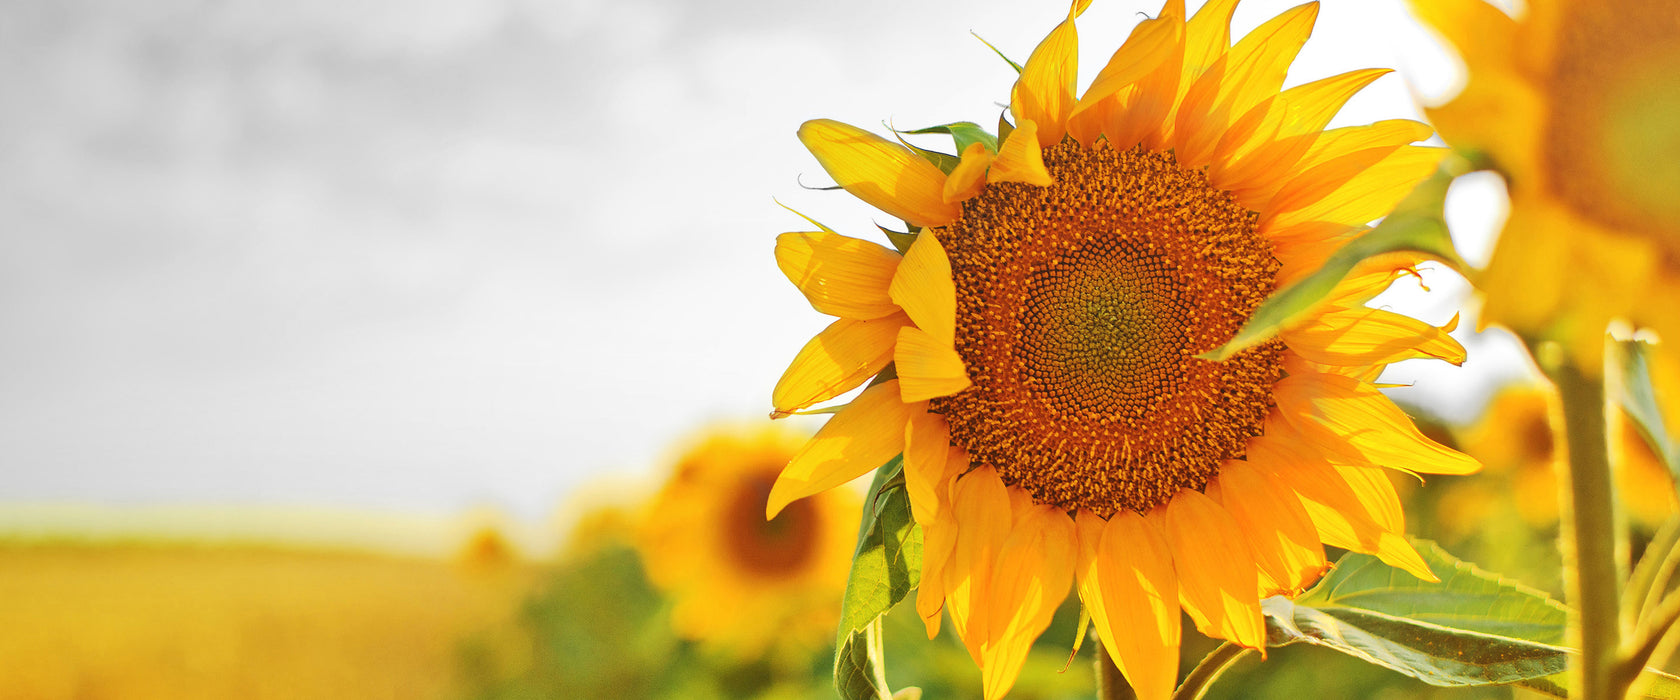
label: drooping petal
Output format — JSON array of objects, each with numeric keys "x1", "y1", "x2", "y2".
[
  {"x1": 889, "y1": 229, "x2": 957, "y2": 346},
  {"x1": 977, "y1": 502, "x2": 1077, "y2": 700},
  {"x1": 797, "y1": 119, "x2": 961, "y2": 227},
  {"x1": 772, "y1": 312, "x2": 911, "y2": 416},
  {"x1": 775, "y1": 230, "x2": 901, "y2": 320},
  {"x1": 1010, "y1": 0, "x2": 1089, "y2": 146},
  {"x1": 1249, "y1": 430, "x2": 1438, "y2": 581},
  {"x1": 1282, "y1": 306, "x2": 1466, "y2": 368},
  {"x1": 1274, "y1": 371, "x2": 1481, "y2": 475},
  {"x1": 918, "y1": 497, "x2": 960, "y2": 638},
  {"x1": 988, "y1": 120, "x2": 1055, "y2": 186},
  {"x1": 896, "y1": 325, "x2": 972, "y2": 402},
  {"x1": 1077, "y1": 510, "x2": 1181, "y2": 700},
  {"x1": 1206, "y1": 461, "x2": 1327, "y2": 596},
  {"x1": 944, "y1": 142, "x2": 994, "y2": 203},
  {"x1": 903, "y1": 407, "x2": 953, "y2": 524},
  {"x1": 943, "y1": 466, "x2": 1014, "y2": 664},
  {"x1": 1158, "y1": 489, "x2": 1266, "y2": 650},
  {"x1": 767, "y1": 380, "x2": 916, "y2": 517}
]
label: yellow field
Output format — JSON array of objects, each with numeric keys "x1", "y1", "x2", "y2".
[{"x1": 0, "y1": 539, "x2": 535, "y2": 700}]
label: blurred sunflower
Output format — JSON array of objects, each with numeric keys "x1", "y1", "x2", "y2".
[
  {"x1": 639, "y1": 426, "x2": 857, "y2": 659},
  {"x1": 1452, "y1": 384, "x2": 1676, "y2": 531},
  {"x1": 1409, "y1": 0, "x2": 1680, "y2": 364},
  {"x1": 769, "y1": 1, "x2": 1478, "y2": 698}
]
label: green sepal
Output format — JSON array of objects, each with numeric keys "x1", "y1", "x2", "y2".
[
  {"x1": 1262, "y1": 540, "x2": 1680, "y2": 697},
  {"x1": 1200, "y1": 154, "x2": 1472, "y2": 361},
  {"x1": 1613, "y1": 339, "x2": 1680, "y2": 489},
  {"x1": 904, "y1": 122, "x2": 1000, "y2": 156},
  {"x1": 997, "y1": 111, "x2": 1015, "y2": 146},
  {"x1": 971, "y1": 31, "x2": 1023, "y2": 73},
  {"x1": 833, "y1": 456, "x2": 922, "y2": 700},
  {"x1": 878, "y1": 225, "x2": 917, "y2": 255}
]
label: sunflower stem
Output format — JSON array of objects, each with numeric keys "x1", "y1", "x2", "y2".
[
  {"x1": 1096, "y1": 646, "x2": 1138, "y2": 700},
  {"x1": 1544, "y1": 351, "x2": 1626, "y2": 700},
  {"x1": 1172, "y1": 642, "x2": 1253, "y2": 700}
]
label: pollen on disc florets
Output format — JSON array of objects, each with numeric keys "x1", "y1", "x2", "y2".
[{"x1": 929, "y1": 140, "x2": 1285, "y2": 517}]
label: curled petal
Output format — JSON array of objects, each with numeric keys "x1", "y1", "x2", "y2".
[{"x1": 798, "y1": 119, "x2": 961, "y2": 227}]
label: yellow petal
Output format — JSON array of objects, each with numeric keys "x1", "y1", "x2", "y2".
[
  {"x1": 1268, "y1": 145, "x2": 1447, "y2": 230},
  {"x1": 903, "y1": 407, "x2": 953, "y2": 524},
  {"x1": 1183, "y1": 0, "x2": 1238, "y2": 84},
  {"x1": 1177, "y1": 3, "x2": 1320, "y2": 166},
  {"x1": 767, "y1": 379, "x2": 915, "y2": 518},
  {"x1": 1206, "y1": 461, "x2": 1327, "y2": 596},
  {"x1": 918, "y1": 500, "x2": 960, "y2": 638},
  {"x1": 772, "y1": 312, "x2": 911, "y2": 416},
  {"x1": 1227, "y1": 119, "x2": 1433, "y2": 207},
  {"x1": 1248, "y1": 433, "x2": 1438, "y2": 582},
  {"x1": 896, "y1": 325, "x2": 972, "y2": 402},
  {"x1": 775, "y1": 230, "x2": 902, "y2": 320},
  {"x1": 888, "y1": 229, "x2": 957, "y2": 346},
  {"x1": 1010, "y1": 0, "x2": 1088, "y2": 146},
  {"x1": 1274, "y1": 370, "x2": 1481, "y2": 475},
  {"x1": 944, "y1": 142, "x2": 994, "y2": 203},
  {"x1": 1335, "y1": 463, "x2": 1405, "y2": 533},
  {"x1": 1210, "y1": 68, "x2": 1394, "y2": 190},
  {"x1": 1077, "y1": 510, "x2": 1181, "y2": 700},
  {"x1": 1071, "y1": 15, "x2": 1179, "y2": 124},
  {"x1": 978, "y1": 502, "x2": 1076, "y2": 700},
  {"x1": 1158, "y1": 489, "x2": 1266, "y2": 650},
  {"x1": 1281, "y1": 306, "x2": 1466, "y2": 368},
  {"x1": 798, "y1": 119, "x2": 961, "y2": 228},
  {"x1": 943, "y1": 465, "x2": 1013, "y2": 664},
  {"x1": 1407, "y1": 0, "x2": 1518, "y2": 75},
  {"x1": 987, "y1": 120, "x2": 1055, "y2": 186}
]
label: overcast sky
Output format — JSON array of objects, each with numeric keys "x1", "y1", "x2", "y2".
[{"x1": 0, "y1": 0, "x2": 1524, "y2": 524}]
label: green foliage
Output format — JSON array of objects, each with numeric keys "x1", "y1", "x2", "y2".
[
  {"x1": 1201, "y1": 158, "x2": 1469, "y2": 361},
  {"x1": 1614, "y1": 339, "x2": 1680, "y2": 488},
  {"x1": 1262, "y1": 541, "x2": 1680, "y2": 697},
  {"x1": 835, "y1": 457, "x2": 923, "y2": 700},
  {"x1": 905, "y1": 122, "x2": 1000, "y2": 156}
]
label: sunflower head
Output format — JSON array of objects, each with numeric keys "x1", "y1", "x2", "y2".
[
  {"x1": 1410, "y1": 0, "x2": 1680, "y2": 364},
  {"x1": 638, "y1": 425, "x2": 857, "y2": 658},
  {"x1": 771, "y1": 1, "x2": 1479, "y2": 698}
]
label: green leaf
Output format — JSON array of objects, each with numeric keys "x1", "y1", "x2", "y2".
[
  {"x1": 834, "y1": 456, "x2": 923, "y2": 699},
  {"x1": 836, "y1": 617, "x2": 893, "y2": 700},
  {"x1": 1264, "y1": 541, "x2": 1680, "y2": 697},
  {"x1": 1200, "y1": 156, "x2": 1471, "y2": 361},
  {"x1": 1613, "y1": 339, "x2": 1680, "y2": 488},
  {"x1": 970, "y1": 31, "x2": 1023, "y2": 73},
  {"x1": 905, "y1": 122, "x2": 1000, "y2": 156}
]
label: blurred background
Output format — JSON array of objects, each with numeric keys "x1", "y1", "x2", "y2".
[{"x1": 0, "y1": 0, "x2": 1577, "y2": 697}]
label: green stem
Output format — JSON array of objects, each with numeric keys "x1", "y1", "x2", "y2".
[
  {"x1": 1096, "y1": 646, "x2": 1139, "y2": 700},
  {"x1": 1545, "y1": 354, "x2": 1625, "y2": 700},
  {"x1": 1172, "y1": 643, "x2": 1254, "y2": 700}
]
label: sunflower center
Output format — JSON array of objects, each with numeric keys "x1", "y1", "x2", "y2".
[
  {"x1": 723, "y1": 471, "x2": 820, "y2": 577},
  {"x1": 930, "y1": 141, "x2": 1284, "y2": 516},
  {"x1": 1543, "y1": 0, "x2": 1680, "y2": 250}
]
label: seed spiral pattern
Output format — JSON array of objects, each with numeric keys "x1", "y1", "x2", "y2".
[{"x1": 930, "y1": 141, "x2": 1284, "y2": 516}]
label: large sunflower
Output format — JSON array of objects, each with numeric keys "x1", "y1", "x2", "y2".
[
  {"x1": 1409, "y1": 0, "x2": 1680, "y2": 364},
  {"x1": 769, "y1": 1, "x2": 1479, "y2": 698},
  {"x1": 638, "y1": 426, "x2": 857, "y2": 658}
]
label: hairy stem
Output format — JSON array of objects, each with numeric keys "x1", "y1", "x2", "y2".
[
  {"x1": 1546, "y1": 354, "x2": 1625, "y2": 700},
  {"x1": 1096, "y1": 645, "x2": 1139, "y2": 700},
  {"x1": 1172, "y1": 643, "x2": 1254, "y2": 700}
]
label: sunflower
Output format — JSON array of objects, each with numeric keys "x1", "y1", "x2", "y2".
[
  {"x1": 1454, "y1": 384, "x2": 1677, "y2": 530},
  {"x1": 638, "y1": 426, "x2": 858, "y2": 658},
  {"x1": 1409, "y1": 0, "x2": 1680, "y2": 366},
  {"x1": 768, "y1": 1, "x2": 1479, "y2": 698}
]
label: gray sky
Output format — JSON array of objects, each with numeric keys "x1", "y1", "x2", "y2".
[{"x1": 0, "y1": 0, "x2": 1521, "y2": 522}]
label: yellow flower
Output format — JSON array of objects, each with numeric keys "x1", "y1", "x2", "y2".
[
  {"x1": 770, "y1": 1, "x2": 1480, "y2": 698},
  {"x1": 1457, "y1": 385, "x2": 1676, "y2": 529},
  {"x1": 1409, "y1": 0, "x2": 1680, "y2": 365},
  {"x1": 638, "y1": 426, "x2": 858, "y2": 658}
]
